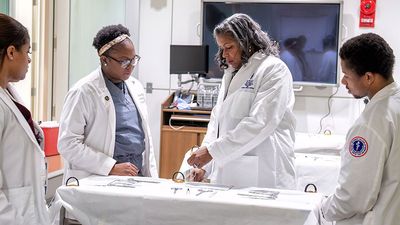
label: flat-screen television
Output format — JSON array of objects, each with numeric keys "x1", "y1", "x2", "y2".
[
  {"x1": 202, "y1": 0, "x2": 343, "y2": 86},
  {"x1": 170, "y1": 45, "x2": 209, "y2": 74}
]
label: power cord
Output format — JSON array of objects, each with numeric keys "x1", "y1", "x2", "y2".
[
  {"x1": 169, "y1": 116, "x2": 184, "y2": 131},
  {"x1": 317, "y1": 86, "x2": 339, "y2": 134}
]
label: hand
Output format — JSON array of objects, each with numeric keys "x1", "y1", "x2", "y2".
[
  {"x1": 109, "y1": 162, "x2": 139, "y2": 176},
  {"x1": 188, "y1": 168, "x2": 206, "y2": 182},
  {"x1": 187, "y1": 146, "x2": 213, "y2": 168}
]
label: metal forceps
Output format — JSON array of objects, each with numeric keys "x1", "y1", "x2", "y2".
[
  {"x1": 196, "y1": 188, "x2": 214, "y2": 196},
  {"x1": 171, "y1": 187, "x2": 182, "y2": 194}
]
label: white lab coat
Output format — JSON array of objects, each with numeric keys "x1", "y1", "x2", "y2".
[
  {"x1": 58, "y1": 67, "x2": 158, "y2": 183},
  {"x1": 0, "y1": 84, "x2": 50, "y2": 225},
  {"x1": 202, "y1": 52, "x2": 297, "y2": 189},
  {"x1": 321, "y1": 82, "x2": 400, "y2": 225}
]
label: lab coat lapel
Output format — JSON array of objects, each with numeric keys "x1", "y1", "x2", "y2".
[
  {"x1": 96, "y1": 68, "x2": 116, "y2": 156},
  {"x1": 221, "y1": 71, "x2": 233, "y2": 100},
  {"x1": 125, "y1": 78, "x2": 151, "y2": 171},
  {"x1": 225, "y1": 52, "x2": 265, "y2": 98},
  {"x1": 125, "y1": 78, "x2": 146, "y2": 122},
  {"x1": 0, "y1": 85, "x2": 43, "y2": 152}
]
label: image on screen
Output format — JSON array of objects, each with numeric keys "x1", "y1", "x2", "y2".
[{"x1": 202, "y1": 1, "x2": 341, "y2": 86}]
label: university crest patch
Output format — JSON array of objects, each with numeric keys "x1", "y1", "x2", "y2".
[{"x1": 349, "y1": 136, "x2": 368, "y2": 157}]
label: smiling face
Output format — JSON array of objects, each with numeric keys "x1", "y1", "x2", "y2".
[
  {"x1": 340, "y1": 60, "x2": 369, "y2": 99},
  {"x1": 101, "y1": 39, "x2": 137, "y2": 82},
  {"x1": 216, "y1": 34, "x2": 242, "y2": 70}
]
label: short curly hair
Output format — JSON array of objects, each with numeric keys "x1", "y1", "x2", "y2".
[
  {"x1": 92, "y1": 24, "x2": 130, "y2": 53},
  {"x1": 339, "y1": 33, "x2": 395, "y2": 80}
]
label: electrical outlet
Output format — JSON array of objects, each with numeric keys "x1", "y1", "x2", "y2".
[{"x1": 146, "y1": 82, "x2": 153, "y2": 94}]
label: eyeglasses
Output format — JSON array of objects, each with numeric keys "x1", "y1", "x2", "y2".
[{"x1": 105, "y1": 54, "x2": 141, "y2": 69}]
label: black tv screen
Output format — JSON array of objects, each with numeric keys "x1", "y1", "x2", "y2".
[
  {"x1": 202, "y1": 1, "x2": 342, "y2": 86},
  {"x1": 170, "y1": 45, "x2": 209, "y2": 74}
]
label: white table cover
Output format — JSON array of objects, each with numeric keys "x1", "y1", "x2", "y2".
[
  {"x1": 295, "y1": 153, "x2": 341, "y2": 196},
  {"x1": 52, "y1": 175, "x2": 323, "y2": 225}
]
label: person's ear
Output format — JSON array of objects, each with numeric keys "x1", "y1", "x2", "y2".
[
  {"x1": 6, "y1": 45, "x2": 16, "y2": 60},
  {"x1": 365, "y1": 72, "x2": 374, "y2": 85},
  {"x1": 100, "y1": 55, "x2": 108, "y2": 66}
]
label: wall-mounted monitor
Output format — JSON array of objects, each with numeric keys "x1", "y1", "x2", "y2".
[
  {"x1": 170, "y1": 45, "x2": 209, "y2": 75},
  {"x1": 202, "y1": 0, "x2": 343, "y2": 86}
]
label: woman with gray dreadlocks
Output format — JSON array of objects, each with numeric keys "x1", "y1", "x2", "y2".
[{"x1": 188, "y1": 13, "x2": 296, "y2": 189}]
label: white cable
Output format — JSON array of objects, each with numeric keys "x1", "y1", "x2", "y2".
[
  {"x1": 317, "y1": 86, "x2": 339, "y2": 134},
  {"x1": 169, "y1": 116, "x2": 185, "y2": 131}
]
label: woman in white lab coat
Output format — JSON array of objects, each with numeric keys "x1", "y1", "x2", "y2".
[
  {"x1": 188, "y1": 14, "x2": 297, "y2": 189},
  {"x1": 0, "y1": 13, "x2": 50, "y2": 225},
  {"x1": 58, "y1": 24, "x2": 158, "y2": 183}
]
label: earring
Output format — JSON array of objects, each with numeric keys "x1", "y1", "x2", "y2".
[{"x1": 104, "y1": 63, "x2": 107, "y2": 66}]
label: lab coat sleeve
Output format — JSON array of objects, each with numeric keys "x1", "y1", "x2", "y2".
[
  {"x1": 58, "y1": 88, "x2": 116, "y2": 176},
  {"x1": 0, "y1": 110, "x2": 24, "y2": 225},
  {"x1": 201, "y1": 82, "x2": 224, "y2": 147},
  {"x1": 140, "y1": 96, "x2": 158, "y2": 178},
  {"x1": 200, "y1": 78, "x2": 224, "y2": 176},
  {"x1": 127, "y1": 78, "x2": 158, "y2": 177},
  {"x1": 143, "y1": 131, "x2": 158, "y2": 177},
  {"x1": 202, "y1": 104, "x2": 219, "y2": 146},
  {"x1": 208, "y1": 61, "x2": 294, "y2": 167},
  {"x1": 321, "y1": 124, "x2": 387, "y2": 221}
]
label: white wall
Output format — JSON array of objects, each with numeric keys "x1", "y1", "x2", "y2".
[
  {"x1": 138, "y1": 0, "x2": 400, "y2": 165},
  {"x1": 11, "y1": 0, "x2": 33, "y2": 109},
  {"x1": 137, "y1": 0, "x2": 172, "y2": 168}
]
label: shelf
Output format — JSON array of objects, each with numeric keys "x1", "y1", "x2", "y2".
[
  {"x1": 170, "y1": 114, "x2": 210, "y2": 122},
  {"x1": 162, "y1": 125, "x2": 207, "y2": 133},
  {"x1": 159, "y1": 92, "x2": 210, "y2": 178},
  {"x1": 162, "y1": 108, "x2": 211, "y2": 114}
]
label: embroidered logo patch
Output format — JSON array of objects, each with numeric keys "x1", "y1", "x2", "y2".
[
  {"x1": 349, "y1": 136, "x2": 368, "y2": 157},
  {"x1": 241, "y1": 75, "x2": 255, "y2": 89}
]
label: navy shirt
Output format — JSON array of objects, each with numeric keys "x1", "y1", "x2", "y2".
[{"x1": 104, "y1": 76, "x2": 145, "y2": 173}]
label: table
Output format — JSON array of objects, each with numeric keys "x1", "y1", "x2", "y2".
[{"x1": 52, "y1": 176, "x2": 322, "y2": 225}]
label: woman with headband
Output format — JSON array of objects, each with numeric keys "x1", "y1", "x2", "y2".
[
  {"x1": 58, "y1": 24, "x2": 158, "y2": 184},
  {"x1": 0, "y1": 13, "x2": 50, "y2": 225}
]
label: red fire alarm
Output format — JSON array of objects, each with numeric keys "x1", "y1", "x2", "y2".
[{"x1": 359, "y1": 0, "x2": 376, "y2": 27}]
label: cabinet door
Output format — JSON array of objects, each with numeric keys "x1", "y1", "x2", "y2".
[
  {"x1": 198, "y1": 133, "x2": 206, "y2": 146},
  {"x1": 160, "y1": 130, "x2": 198, "y2": 178}
]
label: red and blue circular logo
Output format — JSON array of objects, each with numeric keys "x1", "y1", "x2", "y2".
[{"x1": 349, "y1": 136, "x2": 368, "y2": 157}]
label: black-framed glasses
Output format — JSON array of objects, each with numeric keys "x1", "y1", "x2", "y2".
[{"x1": 105, "y1": 54, "x2": 141, "y2": 69}]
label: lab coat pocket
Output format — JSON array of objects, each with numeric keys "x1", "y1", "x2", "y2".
[
  {"x1": 5, "y1": 186, "x2": 36, "y2": 224},
  {"x1": 228, "y1": 91, "x2": 254, "y2": 119},
  {"x1": 218, "y1": 155, "x2": 259, "y2": 187}
]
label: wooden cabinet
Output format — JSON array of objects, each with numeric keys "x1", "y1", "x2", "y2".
[{"x1": 159, "y1": 93, "x2": 210, "y2": 178}]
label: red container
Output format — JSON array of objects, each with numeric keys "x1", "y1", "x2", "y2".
[{"x1": 41, "y1": 124, "x2": 59, "y2": 157}]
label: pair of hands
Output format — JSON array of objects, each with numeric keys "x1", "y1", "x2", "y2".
[
  {"x1": 109, "y1": 162, "x2": 139, "y2": 176},
  {"x1": 187, "y1": 146, "x2": 213, "y2": 182}
]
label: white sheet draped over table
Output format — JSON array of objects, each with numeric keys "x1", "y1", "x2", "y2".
[{"x1": 51, "y1": 175, "x2": 323, "y2": 225}]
